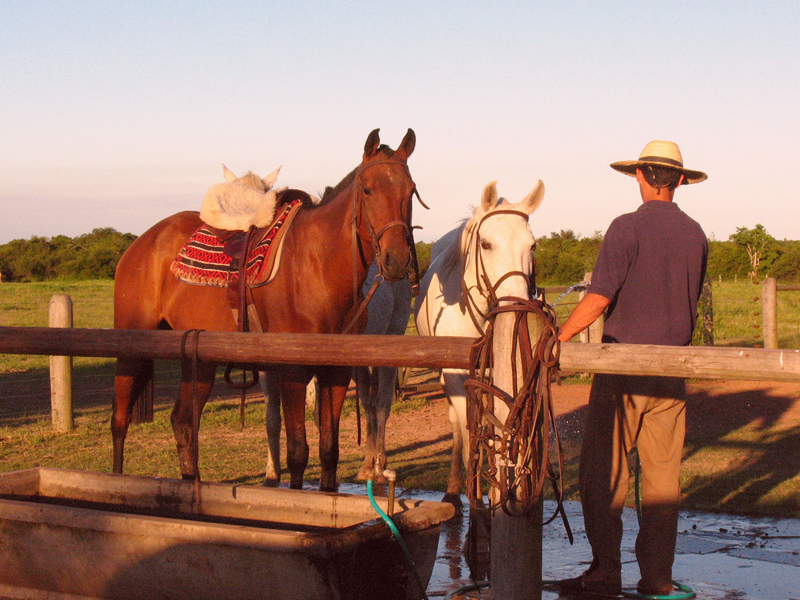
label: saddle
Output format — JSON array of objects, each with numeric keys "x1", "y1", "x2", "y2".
[{"x1": 171, "y1": 189, "x2": 309, "y2": 332}]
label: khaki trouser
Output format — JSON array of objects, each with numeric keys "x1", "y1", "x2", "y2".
[{"x1": 579, "y1": 373, "x2": 686, "y2": 589}]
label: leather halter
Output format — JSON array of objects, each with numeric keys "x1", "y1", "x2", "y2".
[
  {"x1": 461, "y1": 208, "x2": 535, "y2": 333},
  {"x1": 342, "y1": 157, "x2": 422, "y2": 334}
]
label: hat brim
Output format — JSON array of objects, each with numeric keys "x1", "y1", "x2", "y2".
[{"x1": 610, "y1": 160, "x2": 707, "y2": 184}]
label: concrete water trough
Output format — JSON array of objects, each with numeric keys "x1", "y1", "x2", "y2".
[{"x1": 0, "y1": 468, "x2": 455, "y2": 600}]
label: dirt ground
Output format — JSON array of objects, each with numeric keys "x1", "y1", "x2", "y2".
[
  {"x1": 331, "y1": 372, "x2": 800, "y2": 516},
  {"x1": 367, "y1": 373, "x2": 800, "y2": 459}
]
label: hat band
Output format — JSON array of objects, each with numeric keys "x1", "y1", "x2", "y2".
[{"x1": 638, "y1": 156, "x2": 683, "y2": 168}]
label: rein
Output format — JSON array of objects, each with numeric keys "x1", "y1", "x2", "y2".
[
  {"x1": 463, "y1": 297, "x2": 572, "y2": 540},
  {"x1": 461, "y1": 208, "x2": 535, "y2": 333}
]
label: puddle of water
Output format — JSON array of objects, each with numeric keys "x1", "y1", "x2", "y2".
[{"x1": 340, "y1": 483, "x2": 800, "y2": 599}]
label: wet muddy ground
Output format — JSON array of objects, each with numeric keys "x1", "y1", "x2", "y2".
[{"x1": 370, "y1": 486, "x2": 800, "y2": 600}]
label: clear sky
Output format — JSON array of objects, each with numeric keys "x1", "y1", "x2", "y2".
[{"x1": 1, "y1": 1, "x2": 798, "y2": 245}]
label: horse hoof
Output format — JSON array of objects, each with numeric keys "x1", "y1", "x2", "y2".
[
  {"x1": 442, "y1": 493, "x2": 464, "y2": 512},
  {"x1": 262, "y1": 477, "x2": 279, "y2": 488},
  {"x1": 355, "y1": 465, "x2": 387, "y2": 483}
]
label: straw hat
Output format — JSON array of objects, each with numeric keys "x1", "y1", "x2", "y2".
[{"x1": 610, "y1": 140, "x2": 707, "y2": 184}]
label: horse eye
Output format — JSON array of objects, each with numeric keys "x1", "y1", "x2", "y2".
[
  {"x1": 480, "y1": 240, "x2": 491, "y2": 251},
  {"x1": 363, "y1": 187, "x2": 372, "y2": 196}
]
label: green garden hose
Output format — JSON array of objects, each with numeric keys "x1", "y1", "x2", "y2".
[{"x1": 366, "y1": 478, "x2": 430, "y2": 600}]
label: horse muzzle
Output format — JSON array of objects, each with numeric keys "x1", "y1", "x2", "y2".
[{"x1": 379, "y1": 245, "x2": 413, "y2": 281}]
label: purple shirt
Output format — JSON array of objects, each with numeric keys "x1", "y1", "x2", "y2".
[{"x1": 588, "y1": 200, "x2": 708, "y2": 346}]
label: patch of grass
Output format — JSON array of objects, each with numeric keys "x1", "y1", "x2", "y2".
[
  {"x1": 710, "y1": 280, "x2": 800, "y2": 348},
  {"x1": 0, "y1": 280, "x2": 115, "y2": 374}
]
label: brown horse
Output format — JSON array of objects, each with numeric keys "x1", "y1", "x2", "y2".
[{"x1": 112, "y1": 128, "x2": 417, "y2": 491}]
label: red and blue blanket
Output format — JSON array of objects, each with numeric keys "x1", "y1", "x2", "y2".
[{"x1": 171, "y1": 199, "x2": 301, "y2": 287}]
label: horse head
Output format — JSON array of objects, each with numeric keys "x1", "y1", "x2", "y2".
[
  {"x1": 354, "y1": 128, "x2": 418, "y2": 282},
  {"x1": 461, "y1": 180, "x2": 545, "y2": 315}
]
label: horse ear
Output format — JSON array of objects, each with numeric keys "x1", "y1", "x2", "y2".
[
  {"x1": 222, "y1": 164, "x2": 237, "y2": 183},
  {"x1": 262, "y1": 166, "x2": 281, "y2": 189},
  {"x1": 481, "y1": 181, "x2": 498, "y2": 212},
  {"x1": 519, "y1": 180, "x2": 545, "y2": 214},
  {"x1": 364, "y1": 129, "x2": 381, "y2": 157},
  {"x1": 394, "y1": 128, "x2": 416, "y2": 160}
]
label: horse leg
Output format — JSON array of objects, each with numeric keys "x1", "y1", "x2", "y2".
[
  {"x1": 442, "y1": 369, "x2": 469, "y2": 509},
  {"x1": 373, "y1": 366, "x2": 396, "y2": 475},
  {"x1": 280, "y1": 375, "x2": 311, "y2": 490},
  {"x1": 316, "y1": 366, "x2": 350, "y2": 492},
  {"x1": 171, "y1": 360, "x2": 217, "y2": 480},
  {"x1": 112, "y1": 358, "x2": 154, "y2": 473},
  {"x1": 355, "y1": 366, "x2": 379, "y2": 480},
  {"x1": 261, "y1": 371, "x2": 282, "y2": 486}
]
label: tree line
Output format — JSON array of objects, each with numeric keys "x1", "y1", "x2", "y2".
[
  {"x1": 0, "y1": 228, "x2": 136, "y2": 282},
  {"x1": 533, "y1": 225, "x2": 800, "y2": 285},
  {"x1": 0, "y1": 225, "x2": 798, "y2": 284}
]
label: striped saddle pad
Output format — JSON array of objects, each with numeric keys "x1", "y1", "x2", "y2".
[{"x1": 170, "y1": 199, "x2": 302, "y2": 288}]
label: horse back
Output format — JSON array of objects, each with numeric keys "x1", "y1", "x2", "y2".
[
  {"x1": 414, "y1": 226, "x2": 479, "y2": 339},
  {"x1": 114, "y1": 211, "x2": 235, "y2": 332}
]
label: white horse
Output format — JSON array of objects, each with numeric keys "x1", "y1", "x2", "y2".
[
  {"x1": 414, "y1": 180, "x2": 544, "y2": 505},
  {"x1": 262, "y1": 260, "x2": 412, "y2": 485}
]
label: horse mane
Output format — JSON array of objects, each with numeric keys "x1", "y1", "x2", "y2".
[
  {"x1": 319, "y1": 145, "x2": 394, "y2": 204},
  {"x1": 435, "y1": 219, "x2": 470, "y2": 277},
  {"x1": 320, "y1": 166, "x2": 358, "y2": 204},
  {"x1": 436, "y1": 196, "x2": 508, "y2": 276}
]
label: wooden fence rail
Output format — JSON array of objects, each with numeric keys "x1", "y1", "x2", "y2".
[{"x1": 1, "y1": 326, "x2": 798, "y2": 382}]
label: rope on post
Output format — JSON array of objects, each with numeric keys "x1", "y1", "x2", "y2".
[{"x1": 464, "y1": 296, "x2": 572, "y2": 538}]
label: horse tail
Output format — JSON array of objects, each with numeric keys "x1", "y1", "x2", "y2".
[{"x1": 130, "y1": 359, "x2": 155, "y2": 424}]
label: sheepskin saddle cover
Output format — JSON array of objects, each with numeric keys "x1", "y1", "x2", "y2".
[
  {"x1": 200, "y1": 170, "x2": 280, "y2": 231},
  {"x1": 171, "y1": 198, "x2": 303, "y2": 288}
]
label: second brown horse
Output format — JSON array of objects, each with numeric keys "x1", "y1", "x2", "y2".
[{"x1": 112, "y1": 128, "x2": 417, "y2": 491}]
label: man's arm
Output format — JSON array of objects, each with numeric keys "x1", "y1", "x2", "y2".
[{"x1": 558, "y1": 293, "x2": 611, "y2": 342}]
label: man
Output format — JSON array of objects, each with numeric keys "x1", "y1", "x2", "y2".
[{"x1": 559, "y1": 140, "x2": 708, "y2": 596}]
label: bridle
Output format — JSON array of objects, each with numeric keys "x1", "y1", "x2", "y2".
[
  {"x1": 461, "y1": 208, "x2": 536, "y2": 333},
  {"x1": 342, "y1": 157, "x2": 426, "y2": 334}
]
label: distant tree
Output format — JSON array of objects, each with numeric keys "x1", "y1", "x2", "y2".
[
  {"x1": 55, "y1": 228, "x2": 136, "y2": 279},
  {"x1": 0, "y1": 228, "x2": 136, "y2": 282},
  {"x1": 0, "y1": 237, "x2": 56, "y2": 281},
  {"x1": 729, "y1": 224, "x2": 777, "y2": 283},
  {"x1": 707, "y1": 240, "x2": 747, "y2": 282},
  {"x1": 770, "y1": 241, "x2": 800, "y2": 283},
  {"x1": 415, "y1": 241, "x2": 432, "y2": 279},
  {"x1": 535, "y1": 230, "x2": 602, "y2": 285}
]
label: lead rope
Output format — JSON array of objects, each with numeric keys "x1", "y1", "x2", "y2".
[{"x1": 463, "y1": 297, "x2": 572, "y2": 540}]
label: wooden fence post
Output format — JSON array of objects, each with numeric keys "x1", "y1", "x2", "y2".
[
  {"x1": 490, "y1": 308, "x2": 543, "y2": 599},
  {"x1": 580, "y1": 272, "x2": 604, "y2": 344},
  {"x1": 49, "y1": 294, "x2": 74, "y2": 432},
  {"x1": 762, "y1": 277, "x2": 778, "y2": 349}
]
